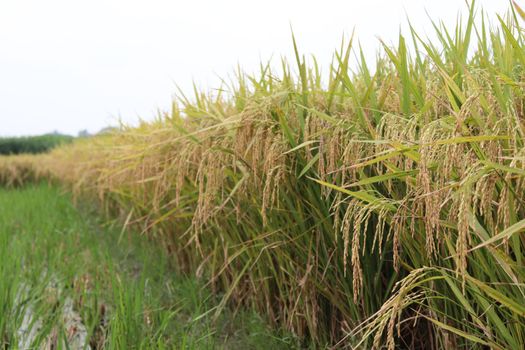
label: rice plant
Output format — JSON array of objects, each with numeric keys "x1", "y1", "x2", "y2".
[{"x1": 3, "y1": 1, "x2": 525, "y2": 348}]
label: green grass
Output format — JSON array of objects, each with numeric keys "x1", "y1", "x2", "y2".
[{"x1": 0, "y1": 183, "x2": 298, "y2": 349}]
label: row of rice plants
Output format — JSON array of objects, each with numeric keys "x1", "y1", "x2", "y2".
[{"x1": 9, "y1": 3, "x2": 525, "y2": 348}]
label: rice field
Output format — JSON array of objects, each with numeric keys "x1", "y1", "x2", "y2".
[{"x1": 2, "y1": 2, "x2": 525, "y2": 349}]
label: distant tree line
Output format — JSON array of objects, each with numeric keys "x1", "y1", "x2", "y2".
[{"x1": 0, "y1": 134, "x2": 74, "y2": 155}]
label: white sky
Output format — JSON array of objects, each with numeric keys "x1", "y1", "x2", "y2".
[{"x1": 0, "y1": 0, "x2": 511, "y2": 136}]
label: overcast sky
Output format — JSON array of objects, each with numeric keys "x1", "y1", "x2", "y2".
[{"x1": 0, "y1": 0, "x2": 511, "y2": 136}]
